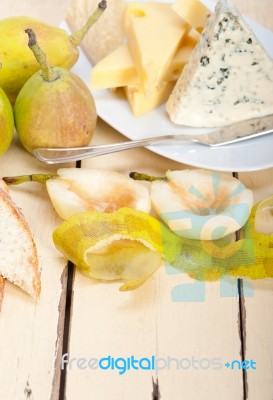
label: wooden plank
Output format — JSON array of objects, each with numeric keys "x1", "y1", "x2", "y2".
[
  {"x1": 66, "y1": 241, "x2": 243, "y2": 399},
  {"x1": 66, "y1": 268, "x2": 243, "y2": 399},
  {"x1": 234, "y1": 7, "x2": 273, "y2": 398},
  {"x1": 0, "y1": 135, "x2": 70, "y2": 399},
  {"x1": 237, "y1": 170, "x2": 273, "y2": 400}
]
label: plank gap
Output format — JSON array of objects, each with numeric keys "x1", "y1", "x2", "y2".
[
  {"x1": 50, "y1": 266, "x2": 69, "y2": 400},
  {"x1": 234, "y1": 171, "x2": 248, "y2": 400},
  {"x1": 152, "y1": 377, "x2": 161, "y2": 400},
  {"x1": 59, "y1": 160, "x2": 80, "y2": 399},
  {"x1": 237, "y1": 279, "x2": 248, "y2": 400},
  {"x1": 59, "y1": 261, "x2": 75, "y2": 400}
]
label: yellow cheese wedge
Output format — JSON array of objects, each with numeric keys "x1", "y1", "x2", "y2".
[
  {"x1": 186, "y1": 27, "x2": 202, "y2": 42},
  {"x1": 90, "y1": 44, "x2": 138, "y2": 89},
  {"x1": 90, "y1": 30, "x2": 199, "y2": 90},
  {"x1": 172, "y1": 0, "x2": 211, "y2": 31},
  {"x1": 124, "y1": 2, "x2": 187, "y2": 94},
  {"x1": 124, "y1": 81, "x2": 175, "y2": 117},
  {"x1": 164, "y1": 31, "x2": 200, "y2": 81}
]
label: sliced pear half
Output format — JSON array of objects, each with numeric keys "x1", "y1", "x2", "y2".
[
  {"x1": 255, "y1": 194, "x2": 273, "y2": 234},
  {"x1": 150, "y1": 169, "x2": 253, "y2": 240},
  {"x1": 46, "y1": 168, "x2": 151, "y2": 220},
  {"x1": 53, "y1": 207, "x2": 163, "y2": 290}
]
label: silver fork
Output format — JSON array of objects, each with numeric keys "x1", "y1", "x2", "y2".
[{"x1": 33, "y1": 114, "x2": 273, "y2": 164}]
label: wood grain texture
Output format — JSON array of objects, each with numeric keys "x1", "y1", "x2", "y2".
[
  {"x1": 0, "y1": 0, "x2": 272, "y2": 399},
  {"x1": 238, "y1": 170, "x2": 273, "y2": 400}
]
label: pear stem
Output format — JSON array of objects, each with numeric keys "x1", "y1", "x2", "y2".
[
  {"x1": 129, "y1": 172, "x2": 166, "y2": 182},
  {"x1": 69, "y1": 0, "x2": 107, "y2": 47},
  {"x1": 3, "y1": 174, "x2": 57, "y2": 185},
  {"x1": 25, "y1": 29, "x2": 59, "y2": 82}
]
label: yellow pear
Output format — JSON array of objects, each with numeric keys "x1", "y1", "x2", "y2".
[
  {"x1": 14, "y1": 29, "x2": 97, "y2": 154},
  {"x1": 0, "y1": 0, "x2": 106, "y2": 104},
  {"x1": 0, "y1": 87, "x2": 14, "y2": 156}
]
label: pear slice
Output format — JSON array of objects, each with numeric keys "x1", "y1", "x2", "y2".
[
  {"x1": 46, "y1": 168, "x2": 151, "y2": 220},
  {"x1": 150, "y1": 169, "x2": 253, "y2": 240},
  {"x1": 255, "y1": 194, "x2": 273, "y2": 234}
]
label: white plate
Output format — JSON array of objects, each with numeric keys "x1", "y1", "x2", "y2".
[{"x1": 69, "y1": 3, "x2": 273, "y2": 172}]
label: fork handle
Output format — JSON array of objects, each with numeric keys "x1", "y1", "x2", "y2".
[{"x1": 33, "y1": 135, "x2": 190, "y2": 164}]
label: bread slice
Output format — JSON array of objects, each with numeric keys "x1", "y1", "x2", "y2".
[
  {"x1": 66, "y1": 0, "x2": 126, "y2": 65},
  {"x1": 0, "y1": 182, "x2": 41, "y2": 298},
  {"x1": 0, "y1": 179, "x2": 8, "y2": 309}
]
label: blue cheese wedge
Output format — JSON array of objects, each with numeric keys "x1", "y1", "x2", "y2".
[{"x1": 166, "y1": 0, "x2": 273, "y2": 127}]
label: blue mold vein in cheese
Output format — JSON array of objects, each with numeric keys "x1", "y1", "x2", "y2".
[{"x1": 166, "y1": 0, "x2": 273, "y2": 127}]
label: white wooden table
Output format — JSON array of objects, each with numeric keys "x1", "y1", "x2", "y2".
[{"x1": 0, "y1": 1, "x2": 273, "y2": 399}]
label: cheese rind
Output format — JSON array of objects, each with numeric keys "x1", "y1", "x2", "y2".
[
  {"x1": 166, "y1": 0, "x2": 273, "y2": 127},
  {"x1": 124, "y1": 2, "x2": 187, "y2": 94}
]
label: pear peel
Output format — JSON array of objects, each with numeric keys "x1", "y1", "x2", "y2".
[{"x1": 52, "y1": 208, "x2": 163, "y2": 291}]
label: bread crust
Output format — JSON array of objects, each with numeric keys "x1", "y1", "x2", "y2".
[
  {"x1": 0, "y1": 276, "x2": 5, "y2": 311},
  {"x1": 0, "y1": 187, "x2": 41, "y2": 298}
]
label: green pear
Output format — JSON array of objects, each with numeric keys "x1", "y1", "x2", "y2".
[
  {"x1": 14, "y1": 29, "x2": 97, "y2": 154},
  {"x1": 0, "y1": 86, "x2": 14, "y2": 156},
  {"x1": 0, "y1": 0, "x2": 106, "y2": 104}
]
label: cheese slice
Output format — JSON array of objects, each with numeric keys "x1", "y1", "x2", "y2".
[
  {"x1": 90, "y1": 32, "x2": 198, "y2": 90},
  {"x1": 172, "y1": 0, "x2": 211, "y2": 31},
  {"x1": 186, "y1": 27, "x2": 202, "y2": 43},
  {"x1": 91, "y1": 44, "x2": 138, "y2": 89},
  {"x1": 166, "y1": 0, "x2": 273, "y2": 127},
  {"x1": 124, "y1": 2, "x2": 187, "y2": 95},
  {"x1": 164, "y1": 32, "x2": 199, "y2": 81},
  {"x1": 124, "y1": 81, "x2": 175, "y2": 117}
]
